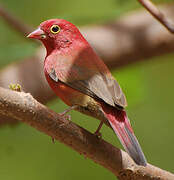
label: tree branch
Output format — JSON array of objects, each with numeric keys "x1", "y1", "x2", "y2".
[
  {"x1": 138, "y1": 0, "x2": 174, "y2": 33},
  {"x1": 0, "y1": 87, "x2": 173, "y2": 180},
  {"x1": 0, "y1": 4, "x2": 33, "y2": 36},
  {"x1": 81, "y1": 5, "x2": 174, "y2": 68}
]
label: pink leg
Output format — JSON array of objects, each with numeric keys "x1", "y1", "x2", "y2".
[
  {"x1": 94, "y1": 121, "x2": 104, "y2": 137},
  {"x1": 59, "y1": 105, "x2": 78, "y2": 116}
]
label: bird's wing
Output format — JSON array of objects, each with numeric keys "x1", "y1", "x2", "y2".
[{"x1": 45, "y1": 54, "x2": 127, "y2": 108}]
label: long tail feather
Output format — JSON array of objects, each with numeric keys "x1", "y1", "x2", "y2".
[{"x1": 101, "y1": 104, "x2": 147, "y2": 166}]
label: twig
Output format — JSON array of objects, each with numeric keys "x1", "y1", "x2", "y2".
[
  {"x1": 138, "y1": 0, "x2": 174, "y2": 33},
  {"x1": 0, "y1": 87, "x2": 174, "y2": 179},
  {"x1": 0, "y1": 4, "x2": 33, "y2": 36}
]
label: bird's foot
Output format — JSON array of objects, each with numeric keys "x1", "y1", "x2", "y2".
[
  {"x1": 94, "y1": 131, "x2": 102, "y2": 138},
  {"x1": 59, "y1": 113, "x2": 71, "y2": 121},
  {"x1": 58, "y1": 115, "x2": 71, "y2": 128}
]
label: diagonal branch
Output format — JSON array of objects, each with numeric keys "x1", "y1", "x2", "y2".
[
  {"x1": 138, "y1": 0, "x2": 174, "y2": 33},
  {"x1": 0, "y1": 86, "x2": 173, "y2": 180},
  {"x1": 0, "y1": 4, "x2": 33, "y2": 36}
]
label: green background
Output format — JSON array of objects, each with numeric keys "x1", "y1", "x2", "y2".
[{"x1": 0, "y1": 0, "x2": 174, "y2": 179}]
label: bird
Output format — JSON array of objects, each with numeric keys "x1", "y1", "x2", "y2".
[{"x1": 27, "y1": 19, "x2": 147, "y2": 166}]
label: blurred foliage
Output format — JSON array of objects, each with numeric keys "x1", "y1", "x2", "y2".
[{"x1": 0, "y1": 0, "x2": 174, "y2": 179}]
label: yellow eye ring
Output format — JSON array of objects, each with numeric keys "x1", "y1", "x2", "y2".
[{"x1": 50, "y1": 25, "x2": 61, "y2": 34}]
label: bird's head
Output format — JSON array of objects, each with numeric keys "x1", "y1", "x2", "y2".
[{"x1": 27, "y1": 19, "x2": 84, "y2": 54}]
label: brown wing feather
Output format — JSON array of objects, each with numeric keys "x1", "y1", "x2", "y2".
[{"x1": 46, "y1": 50, "x2": 127, "y2": 108}]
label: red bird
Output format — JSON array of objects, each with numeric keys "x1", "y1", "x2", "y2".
[{"x1": 28, "y1": 19, "x2": 147, "y2": 166}]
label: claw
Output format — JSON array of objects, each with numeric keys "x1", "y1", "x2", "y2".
[{"x1": 94, "y1": 131, "x2": 102, "y2": 138}]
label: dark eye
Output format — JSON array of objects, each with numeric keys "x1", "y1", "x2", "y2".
[{"x1": 50, "y1": 25, "x2": 60, "y2": 34}]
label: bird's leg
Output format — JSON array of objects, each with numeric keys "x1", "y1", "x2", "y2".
[
  {"x1": 60, "y1": 105, "x2": 78, "y2": 116},
  {"x1": 59, "y1": 105, "x2": 78, "y2": 120},
  {"x1": 94, "y1": 121, "x2": 104, "y2": 138}
]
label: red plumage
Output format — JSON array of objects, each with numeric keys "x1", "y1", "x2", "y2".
[
  {"x1": 27, "y1": 19, "x2": 147, "y2": 166},
  {"x1": 100, "y1": 102, "x2": 146, "y2": 165}
]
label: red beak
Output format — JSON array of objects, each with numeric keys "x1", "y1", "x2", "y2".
[{"x1": 27, "y1": 27, "x2": 46, "y2": 39}]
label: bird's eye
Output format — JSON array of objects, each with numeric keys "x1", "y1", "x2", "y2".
[{"x1": 50, "y1": 25, "x2": 60, "y2": 34}]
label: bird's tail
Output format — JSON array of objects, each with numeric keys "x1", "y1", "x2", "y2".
[{"x1": 101, "y1": 104, "x2": 147, "y2": 166}]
